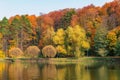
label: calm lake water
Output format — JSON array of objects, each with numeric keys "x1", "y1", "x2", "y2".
[{"x1": 0, "y1": 61, "x2": 120, "y2": 80}]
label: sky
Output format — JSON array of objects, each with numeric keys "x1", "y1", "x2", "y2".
[{"x1": 0, "y1": 0, "x2": 113, "y2": 20}]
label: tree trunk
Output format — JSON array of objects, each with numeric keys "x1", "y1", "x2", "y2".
[
  {"x1": 19, "y1": 28, "x2": 23, "y2": 50},
  {"x1": 2, "y1": 36, "x2": 8, "y2": 56}
]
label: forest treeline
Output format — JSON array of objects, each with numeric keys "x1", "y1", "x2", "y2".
[{"x1": 0, "y1": 0, "x2": 120, "y2": 58}]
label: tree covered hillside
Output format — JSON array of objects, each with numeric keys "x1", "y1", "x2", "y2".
[{"x1": 0, "y1": 0, "x2": 120, "y2": 58}]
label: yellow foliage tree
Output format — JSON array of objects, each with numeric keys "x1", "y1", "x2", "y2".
[
  {"x1": 42, "y1": 26, "x2": 55, "y2": 46},
  {"x1": 107, "y1": 26, "x2": 120, "y2": 55},
  {"x1": 56, "y1": 45, "x2": 67, "y2": 54},
  {"x1": 53, "y1": 28, "x2": 67, "y2": 55},
  {"x1": 0, "y1": 51, "x2": 5, "y2": 58},
  {"x1": 81, "y1": 41, "x2": 90, "y2": 49},
  {"x1": 53, "y1": 28, "x2": 65, "y2": 45},
  {"x1": 53, "y1": 25, "x2": 90, "y2": 57},
  {"x1": 107, "y1": 31, "x2": 117, "y2": 49},
  {"x1": 0, "y1": 33, "x2": 2, "y2": 39},
  {"x1": 66, "y1": 25, "x2": 90, "y2": 57}
]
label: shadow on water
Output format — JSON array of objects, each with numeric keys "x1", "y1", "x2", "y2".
[{"x1": 0, "y1": 61, "x2": 120, "y2": 80}]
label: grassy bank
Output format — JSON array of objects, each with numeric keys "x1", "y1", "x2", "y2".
[{"x1": 2, "y1": 57, "x2": 120, "y2": 64}]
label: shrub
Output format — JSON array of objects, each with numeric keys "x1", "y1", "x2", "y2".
[
  {"x1": 97, "y1": 48, "x2": 108, "y2": 57},
  {"x1": 42, "y1": 45, "x2": 56, "y2": 58},
  {"x1": 25, "y1": 46, "x2": 40, "y2": 58},
  {"x1": 9, "y1": 48, "x2": 23, "y2": 58},
  {"x1": 0, "y1": 51, "x2": 5, "y2": 58}
]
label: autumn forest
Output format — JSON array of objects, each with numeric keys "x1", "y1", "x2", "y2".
[{"x1": 0, "y1": 0, "x2": 120, "y2": 58}]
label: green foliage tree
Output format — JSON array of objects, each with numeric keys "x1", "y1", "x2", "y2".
[
  {"x1": 34, "y1": 27, "x2": 41, "y2": 45},
  {"x1": 115, "y1": 39, "x2": 120, "y2": 56},
  {"x1": 0, "y1": 17, "x2": 10, "y2": 55},
  {"x1": 94, "y1": 26, "x2": 108, "y2": 56},
  {"x1": 10, "y1": 17, "x2": 22, "y2": 48},
  {"x1": 0, "y1": 0, "x2": 120, "y2": 58},
  {"x1": 10, "y1": 15, "x2": 33, "y2": 50},
  {"x1": 19, "y1": 15, "x2": 33, "y2": 50},
  {"x1": 60, "y1": 9, "x2": 75, "y2": 30}
]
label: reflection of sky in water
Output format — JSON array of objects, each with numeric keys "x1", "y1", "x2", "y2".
[{"x1": 0, "y1": 62, "x2": 120, "y2": 80}]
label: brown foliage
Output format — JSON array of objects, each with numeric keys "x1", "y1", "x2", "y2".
[
  {"x1": 9, "y1": 15, "x2": 21, "y2": 24},
  {"x1": 27, "y1": 15, "x2": 37, "y2": 27},
  {"x1": 9, "y1": 48, "x2": 23, "y2": 58},
  {"x1": 71, "y1": 15, "x2": 79, "y2": 27},
  {"x1": 42, "y1": 45, "x2": 56, "y2": 58},
  {"x1": 25, "y1": 46, "x2": 40, "y2": 58},
  {"x1": 27, "y1": 15, "x2": 38, "y2": 34}
]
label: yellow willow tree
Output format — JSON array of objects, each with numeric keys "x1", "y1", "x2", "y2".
[{"x1": 66, "y1": 25, "x2": 90, "y2": 57}]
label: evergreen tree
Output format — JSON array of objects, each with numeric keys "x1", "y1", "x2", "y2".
[
  {"x1": 94, "y1": 26, "x2": 108, "y2": 56},
  {"x1": 0, "y1": 17, "x2": 10, "y2": 55}
]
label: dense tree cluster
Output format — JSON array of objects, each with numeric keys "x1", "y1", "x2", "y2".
[{"x1": 0, "y1": 0, "x2": 120, "y2": 58}]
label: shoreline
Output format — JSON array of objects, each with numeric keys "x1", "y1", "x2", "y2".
[{"x1": 0, "y1": 57, "x2": 119, "y2": 63}]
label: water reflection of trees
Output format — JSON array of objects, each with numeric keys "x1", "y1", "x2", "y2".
[
  {"x1": 0, "y1": 62, "x2": 5, "y2": 80},
  {"x1": 41, "y1": 64, "x2": 57, "y2": 80},
  {"x1": 0, "y1": 62, "x2": 120, "y2": 80},
  {"x1": 8, "y1": 62, "x2": 40, "y2": 80}
]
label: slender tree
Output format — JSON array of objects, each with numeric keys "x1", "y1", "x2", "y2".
[{"x1": 0, "y1": 17, "x2": 10, "y2": 55}]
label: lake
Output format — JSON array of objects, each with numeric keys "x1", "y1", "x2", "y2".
[{"x1": 0, "y1": 60, "x2": 120, "y2": 80}]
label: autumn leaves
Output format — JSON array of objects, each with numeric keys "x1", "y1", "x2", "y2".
[{"x1": 0, "y1": 0, "x2": 120, "y2": 58}]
